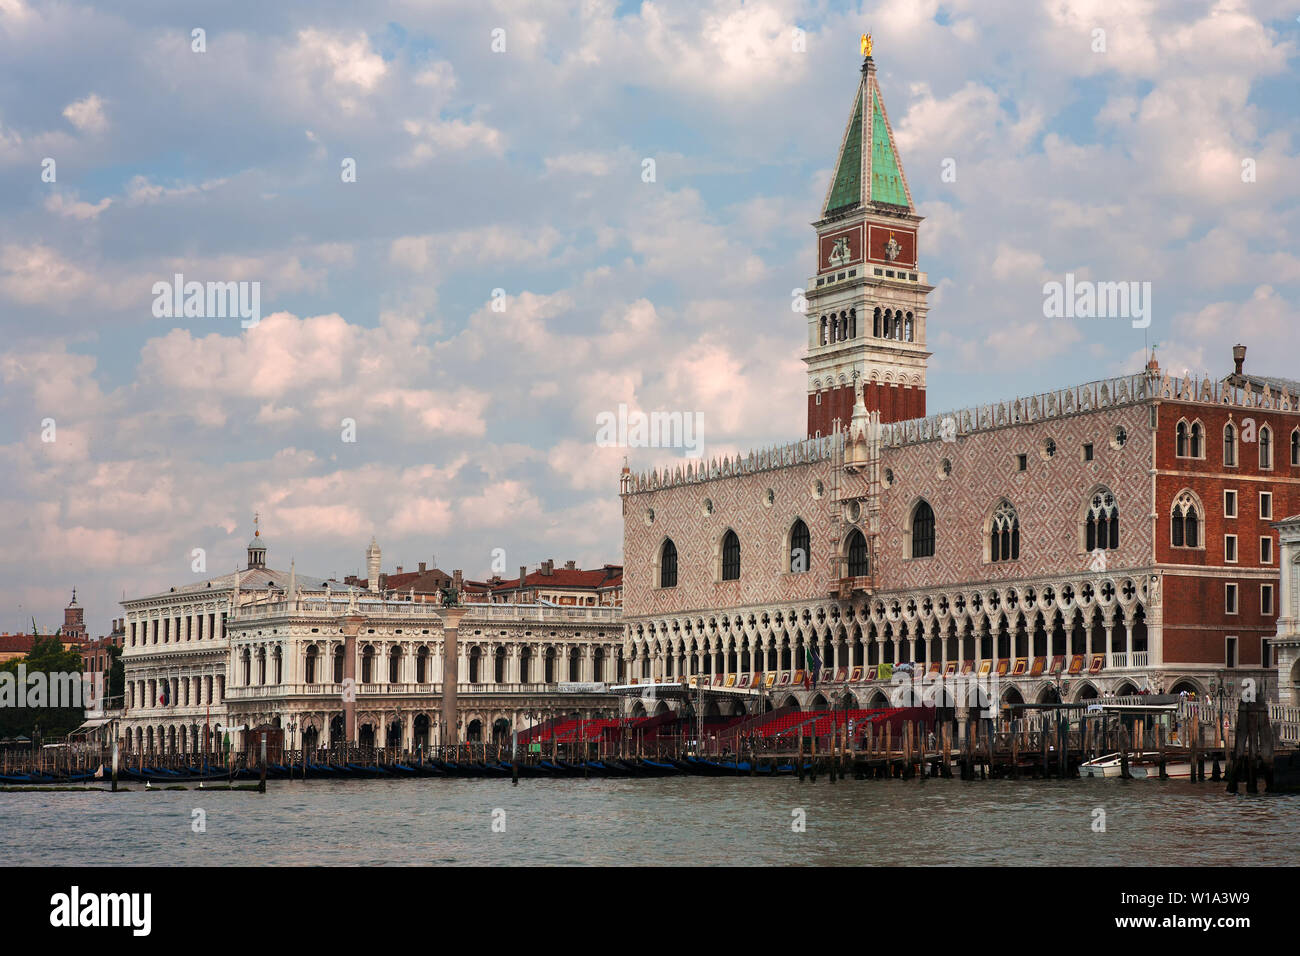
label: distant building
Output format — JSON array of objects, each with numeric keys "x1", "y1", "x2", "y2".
[
  {"x1": 225, "y1": 588, "x2": 623, "y2": 750},
  {"x1": 121, "y1": 531, "x2": 627, "y2": 754},
  {"x1": 59, "y1": 589, "x2": 88, "y2": 641},
  {"x1": 0, "y1": 626, "x2": 90, "y2": 663},
  {"x1": 119, "y1": 520, "x2": 347, "y2": 754},
  {"x1": 487, "y1": 561, "x2": 623, "y2": 607},
  {"x1": 81, "y1": 618, "x2": 125, "y2": 678}
]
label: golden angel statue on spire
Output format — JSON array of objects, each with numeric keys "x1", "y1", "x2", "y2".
[{"x1": 861, "y1": 33, "x2": 872, "y2": 57}]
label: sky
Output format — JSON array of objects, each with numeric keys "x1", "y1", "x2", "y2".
[{"x1": 1, "y1": 0, "x2": 1297, "y2": 636}]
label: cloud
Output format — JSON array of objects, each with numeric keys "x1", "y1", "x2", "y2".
[
  {"x1": 44, "y1": 191, "x2": 112, "y2": 220},
  {"x1": 0, "y1": 0, "x2": 1297, "y2": 637},
  {"x1": 62, "y1": 93, "x2": 107, "y2": 133}
]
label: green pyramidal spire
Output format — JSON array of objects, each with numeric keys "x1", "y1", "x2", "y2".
[{"x1": 821, "y1": 56, "x2": 912, "y2": 217}]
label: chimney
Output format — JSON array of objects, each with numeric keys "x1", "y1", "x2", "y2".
[
  {"x1": 453, "y1": 569, "x2": 463, "y2": 591},
  {"x1": 395, "y1": 566, "x2": 403, "y2": 575},
  {"x1": 418, "y1": 562, "x2": 426, "y2": 574},
  {"x1": 519, "y1": 565, "x2": 527, "y2": 586},
  {"x1": 1233, "y1": 344, "x2": 1246, "y2": 377},
  {"x1": 564, "y1": 560, "x2": 576, "y2": 570},
  {"x1": 542, "y1": 559, "x2": 554, "y2": 576}
]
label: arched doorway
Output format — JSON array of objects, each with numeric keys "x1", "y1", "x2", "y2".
[
  {"x1": 466, "y1": 718, "x2": 483, "y2": 742},
  {"x1": 386, "y1": 720, "x2": 401, "y2": 749},
  {"x1": 329, "y1": 715, "x2": 345, "y2": 746},
  {"x1": 492, "y1": 718, "x2": 511, "y2": 746},
  {"x1": 413, "y1": 714, "x2": 430, "y2": 750},
  {"x1": 302, "y1": 725, "x2": 319, "y2": 752},
  {"x1": 1001, "y1": 686, "x2": 1024, "y2": 716},
  {"x1": 358, "y1": 723, "x2": 375, "y2": 748}
]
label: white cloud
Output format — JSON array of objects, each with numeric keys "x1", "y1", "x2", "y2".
[
  {"x1": 62, "y1": 93, "x2": 107, "y2": 133},
  {"x1": 44, "y1": 191, "x2": 112, "y2": 220}
]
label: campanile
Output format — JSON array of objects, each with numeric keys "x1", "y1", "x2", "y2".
[{"x1": 804, "y1": 39, "x2": 932, "y2": 437}]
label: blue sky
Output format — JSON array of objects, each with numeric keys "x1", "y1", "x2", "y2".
[{"x1": 1, "y1": 0, "x2": 1297, "y2": 634}]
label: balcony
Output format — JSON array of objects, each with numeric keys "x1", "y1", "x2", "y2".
[
  {"x1": 231, "y1": 599, "x2": 621, "y2": 625},
  {"x1": 832, "y1": 576, "x2": 875, "y2": 600},
  {"x1": 1109, "y1": 651, "x2": 1151, "y2": 670},
  {"x1": 221, "y1": 680, "x2": 593, "y2": 701}
]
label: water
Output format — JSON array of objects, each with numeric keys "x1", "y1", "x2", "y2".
[{"x1": 3, "y1": 778, "x2": 1297, "y2": 866}]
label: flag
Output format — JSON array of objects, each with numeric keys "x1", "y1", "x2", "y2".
[{"x1": 804, "y1": 646, "x2": 821, "y2": 689}]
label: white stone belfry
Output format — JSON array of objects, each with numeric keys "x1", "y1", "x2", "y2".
[{"x1": 366, "y1": 536, "x2": 381, "y2": 592}]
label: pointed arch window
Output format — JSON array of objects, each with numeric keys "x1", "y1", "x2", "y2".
[
  {"x1": 789, "y1": 519, "x2": 810, "y2": 573},
  {"x1": 1172, "y1": 491, "x2": 1200, "y2": 548},
  {"x1": 1176, "y1": 420, "x2": 1188, "y2": 457},
  {"x1": 721, "y1": 530, "x2": 741, "y2": 581},
  {"x1": 1190, "y1": 421, "x2": 1203, "y2": 458},
  {"x1": 1260, "y1": 425, "x2": 1273, "y2": 469},
  {"x1": 1085, "y1": 491, "x2": 1119, "y2": 551},
  {"x1": 911, "y1": 500, "x2": 935, "y2": 558},
  {"x1": 989, "y1": 500, "x2": 1020, "y2": 562},
  {"x1": 846, "y1": 528, "x2": 869, "y2": 577},
  {"x1": 1223, "y1": 422, "x2": 1237, "y2": 467},
  {"x1": 1292, "y1": 428, "x2": 1300, "y2": 466},
  {"x1": 659, "y1": 539, "x2": 678, "y2": 588}
]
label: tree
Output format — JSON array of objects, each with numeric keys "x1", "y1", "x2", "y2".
[{"x1": 0, "y1": 634, "x2": 89, "y2": 740}]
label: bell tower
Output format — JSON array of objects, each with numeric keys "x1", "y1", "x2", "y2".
[{"x1": 804, "y1": 38, "x2": 932, "y2": 437}]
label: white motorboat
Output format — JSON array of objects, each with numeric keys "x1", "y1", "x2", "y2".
[
  {"x1": 1081, "y1": 752, "x2": 1193, "y2": 779},
  {"x1": 1080, "y1": 753, "x2": 1125, "y2": 777}
]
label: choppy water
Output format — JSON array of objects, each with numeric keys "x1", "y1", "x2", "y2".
[{"x1": 3, "y1": 777, "x2": 1297, "y2": 866}]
